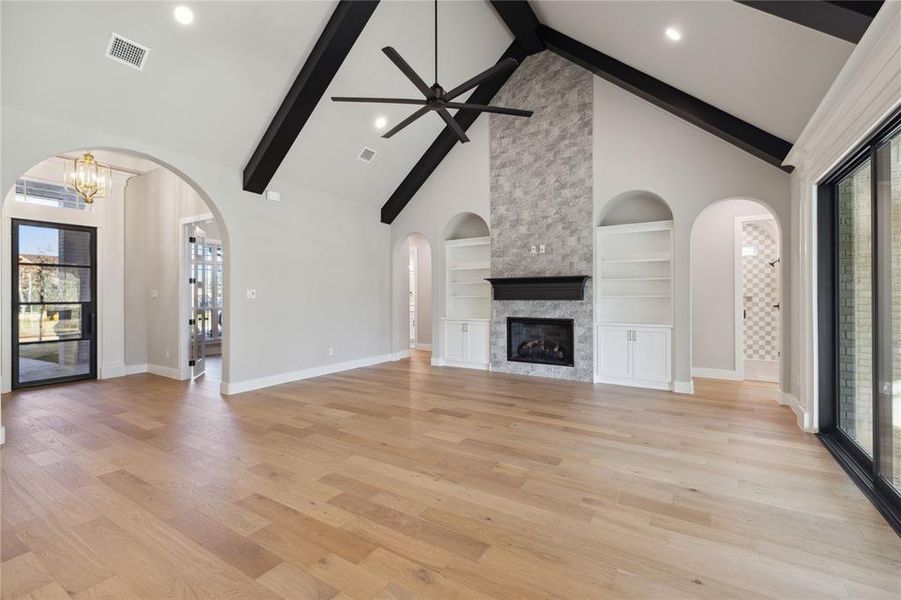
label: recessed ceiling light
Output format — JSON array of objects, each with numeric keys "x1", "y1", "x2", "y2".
[
  {"x1": 374, "y1": 116, "x2": 387, "y2": 130},
  {"x1": 174, "y1": 6, "x2": 194, "y2": 25},
  {"x1": 665, "y1": 27, "x2": 682, "y2": 41}
]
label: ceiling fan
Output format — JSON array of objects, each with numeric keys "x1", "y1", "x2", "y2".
[{"x1": 331, "y1": 0, "x2": 533, "y2": 143}]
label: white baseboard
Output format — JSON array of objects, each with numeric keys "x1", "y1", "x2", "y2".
[
  {"x1": 673, "y1": 380, "x2": 694, "y2": 394},
  {"x1": 596, "y1": 377, "x2": 672, "y2": 391},
  {"x1": 392, "y1": 350, "x2": 412, "y2": 361},
  {"x1": 0, "y1": 425, "x2": 5, "y2": 445},
  {"x1": 221, "y1": 353, "x2": 394, "y2": 395},
  {"x1": 414, "y1": 343, "x2": 432, "y2": 351},
  {"x1": 779, "y1": 392, "x2": 815, "y2": 432},
  {"x1": 147, "y1": 364, "x2": 183, "y2": 380},
  {"x1": 431, "y1": 357, "x2": 444, "y2": 367},
  {"x1": 439, "y1": 359, "x2": 489, "y2": 371},
  {"x1": 691, "y1": 367, "x2": 741, "y2": 381},
  {"x1": 100, "y1": 362, "x2": 128, "y2": 379},
  {"x1": 125, "y1": 363, "x2": 148, "y2": 375}
]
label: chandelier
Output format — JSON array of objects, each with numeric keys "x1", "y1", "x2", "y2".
[{"x1": 65, "y1": 152, "x2": 111, "y2": 204}]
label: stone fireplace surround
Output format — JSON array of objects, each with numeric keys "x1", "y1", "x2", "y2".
[{"x1": 488, "y1": 51, "x2": 594, "y2": 382}]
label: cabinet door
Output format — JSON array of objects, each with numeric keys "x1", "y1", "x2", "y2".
[
  {"x1": 466, "y1": 321, "x2": 489, "y2": 365},
  {"x1": 632, "y1": 328, "x2": 670, "y2": 384},
  {"x1": 444, "y1": 322, "x2": 466, "y2": 362},
  {"x1": 597, "y1": 327, "x2": 632, "y2": 379}
]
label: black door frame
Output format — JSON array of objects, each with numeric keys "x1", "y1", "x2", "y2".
[
  {"x1": 816, "y1": 107, "x2": 901, "y2": 534},
  {"x1": 11, "y1": 218, "x2": 98, "y2": 389}
]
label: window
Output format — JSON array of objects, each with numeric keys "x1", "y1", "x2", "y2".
[
  {"x1": 15, "y1": 177, "x2": 91, "y2": 211},
  {"x1": 818, "y1": 108, "x2": 901, "y2": 532}
]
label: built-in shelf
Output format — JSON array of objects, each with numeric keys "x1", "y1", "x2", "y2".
[
  {"x1": 446, "y1": 236, "x2": 490, "y2": 320},
  {"x1": 596, "y1": 220, "x2": 673, "y2": 326}
]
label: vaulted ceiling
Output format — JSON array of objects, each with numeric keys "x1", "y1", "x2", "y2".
[{"x1": 1, "y1": 1, "x2": 869, "y2": 217}]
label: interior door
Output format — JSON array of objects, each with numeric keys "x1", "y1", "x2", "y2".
[
  {"x1": 12, "y1": 220, "x2": 97, "y2": 388},
  {"x1": 189, "y1": 228, "x2": 206, "y2": 378}
]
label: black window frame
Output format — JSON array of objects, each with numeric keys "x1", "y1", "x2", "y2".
[{"x1": 816, "y1": 107, "x2": 901, "y2": 534}]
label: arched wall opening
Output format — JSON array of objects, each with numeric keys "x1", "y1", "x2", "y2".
[
  {"x1": 0, "y1": 148, "x2": 230, "y2": 392},
  {"x1": 690, "y1": 198, "x2": 783, "y2": 387},
  {"x1": 392, "y1": 233, "x2": 433, "y2": 358}
]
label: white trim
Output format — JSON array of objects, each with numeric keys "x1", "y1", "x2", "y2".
[
  {"x1": 438, "y1": 359, "x2": 489, "y2": 370},
  {"x1": 0, "y1": 425, "x2": 5, "y2": 445},
  {"x1": 673, "y1": 380, "x2": 694, "y2": 394},
  {"x1": 392, "y1": 349, "x2": 411, "y2": 361},
  {"x1": 691, "y1": 367, "x2": 741, "y2": 381},
  {"x1": 779, "y1": 392, "x2": 815, "y2": 433},
  {"x1": 125, "y1": 363, "x2": 148, "y2": 375},
  {"x1": 220, "y1": 353, "x2": 394, "y2": 395},
  {"x1": 100, "y1": 362, "x2": 127, "y2": 379},
  {"x1": 431, "y1": 357, "x2": 444, "y2": 367},
  {"x1": 147, "y1": 364, "x2": 182, "y2": 380},
  {"x1": 596, "y1": 376, "x2": 671, "y2": 391},
  {"x1": 414, "y1": 343, "x2": 432, "y2": 351}
]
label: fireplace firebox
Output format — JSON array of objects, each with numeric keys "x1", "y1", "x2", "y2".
[{"x1": 506, "y1": 317, "x2": 574, "y2": 367}]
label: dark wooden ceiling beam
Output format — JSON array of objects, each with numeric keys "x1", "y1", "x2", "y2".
[
  {"x1": 735, "y1": 1, "x2": 883, "y2": 44},
  {"x1": 243, "y1": 0, "x2": 379, "y2": 194},
  {"x1": 489, "y1": 0, "x2": 545, "y2": 55},
  {"x1": 538, "y1": 25, "x2": 793, "y2": 172},
  {"x1": 380, "y1": 41, "x2": 528, "y2": 224}
]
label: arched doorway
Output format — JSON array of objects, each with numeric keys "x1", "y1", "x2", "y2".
[
  {"x1": 0, "y1": 149, "x2": 229, "y2": 391},
  {"x1": 392, "y1": 233, "x2": 432, "y2": 361},
  {"x1": 690, "y1": 198, "x2": 782, "y2": 384}
]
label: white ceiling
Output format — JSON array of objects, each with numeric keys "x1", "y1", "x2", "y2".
[
  {"x1": 2, "y1": 1, "x2": 856, "y2": 208},
  {"x1": 532, "y1": 0, "x2": 855, "y2": 142}
]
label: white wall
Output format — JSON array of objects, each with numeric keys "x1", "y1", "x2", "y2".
[
  {"x1": 390, "y1": 117, "x2": 492, "y2": 361},
  {"x1": 123, "y1": 167, "x2": 216, "y2": 376},
  {"x1": 0, "y1": 107, "x2": 392, "y2": 396},
  {"x1": 0, "y1": 157, "x2": 131, "y2": 391},
  {"x1": 691, "y1": 199, "x2": 773, "y2": 374},
  {"x1": 784, "y1": 2, "x2": 901, "y2": 431}
]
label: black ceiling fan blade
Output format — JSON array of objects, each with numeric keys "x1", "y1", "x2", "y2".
[
  {"x1": 382, "y1": 47, "x2": 435, "y2": 99},
  {"x1": 436, "y1": 108, "x2": 469, "y2": 143},
  {"x1": 443, "y1": 58, "x2": 518, "y2": 101},
  {"x1": 382, "y1": 107, "x2": 430, "y2": 139},
  {"x1": 331, "y1": 97, "x2": 428, "y2": 106},
  {"x1": 445, "y1": 102, "x2": 533, "y2": 117}
]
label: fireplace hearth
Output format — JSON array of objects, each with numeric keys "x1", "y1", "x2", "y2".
[{"x1": 507, "y1": 317, "x2": 574, "y2": 367}]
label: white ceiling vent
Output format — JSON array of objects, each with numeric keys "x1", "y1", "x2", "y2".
[
  {"x1": 105, "y1": 34, "x2": 149, "y2": 70},
  {"x1": 357, "y1": 147, "x2": 377, "y2": 163}
]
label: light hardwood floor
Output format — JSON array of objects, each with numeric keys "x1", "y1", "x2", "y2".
[{"x1": 1, "y1": 351, "x2": 899, "y2": 599}]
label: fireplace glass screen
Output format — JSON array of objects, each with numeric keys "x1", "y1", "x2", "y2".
[{"x1": 507, "y1": 317, "x2": 574, "y2": 367}]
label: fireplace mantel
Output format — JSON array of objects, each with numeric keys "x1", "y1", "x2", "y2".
[{"x1": 486, "y1": 276, "x2": 590, "y2": 301}]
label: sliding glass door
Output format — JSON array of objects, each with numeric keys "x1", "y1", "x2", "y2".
[
  {"x1": 11, "y1": 220, "x2": 97, "y2": 388},
  {"x1": 819, "y1": 109, "x2": 901, "y2": 531},
  {"x1": 876, "y1": 128, "x2": 901, "y2": 494}
]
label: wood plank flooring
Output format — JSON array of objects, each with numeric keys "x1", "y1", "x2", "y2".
[{"x1": 1, "y1": 351, "x2": 899, "y2": 599}]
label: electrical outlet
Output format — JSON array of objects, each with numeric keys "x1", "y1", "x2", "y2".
[
  {"x1": 539, "y1": 244, "x2": 546, "y2": 254},
  {"x1": 165, "y1": 349, "x2": 170, "y2": 359},
  {"x1": 530, "y1": 245, "x2": 537, "y2": 255},
  {"x1": 246, "y1": 289, "x2": 257, "y2": 300},
  {"x1": 328, "y1": 347, "x2": 335, "y2": 357},
  {"x1": 149, "y1": 289, "x2": 159, "y2": 300}
]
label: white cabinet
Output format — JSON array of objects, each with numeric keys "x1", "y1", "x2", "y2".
[
  {"x1": 596, "y1": 325, "x2": 671, "y2": 390},
  {"x1": 443, "y1": 319, "x2": 489, "y2": 369}
]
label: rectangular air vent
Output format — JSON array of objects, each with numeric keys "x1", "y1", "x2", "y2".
[
  {"x1": 106, "y1": 34, "x2": 149, "y2": 70},
  {"x1": 357, "y1": 147, "x2": 377, "y2": 163}
]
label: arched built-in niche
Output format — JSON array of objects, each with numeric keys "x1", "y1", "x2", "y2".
[
  {"x1": 598, "y1": 190, "x2": 673, "y2": 226},
  {"x1": 443, "y1": 212, "x2": 490, "y2": 241},
  {"x1": 0, "y1": 148, "x2": 229, "y2": 392}
]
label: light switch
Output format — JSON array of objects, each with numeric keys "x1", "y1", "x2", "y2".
[
  {"x1": 530, "y1": 245, "x2": 537, "y2": 255},
  {"x1": 246, "y1": 289, "x2": 257, "y2": 300},
  {"x1": 539, "y1": 244, "x2": 546, "y2": 254}
]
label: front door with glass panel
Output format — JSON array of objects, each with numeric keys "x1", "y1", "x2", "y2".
[{"x1": 12, "y1": 220, "x2": 96, "y2": 388}]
